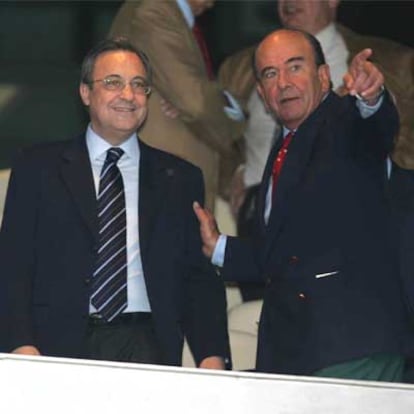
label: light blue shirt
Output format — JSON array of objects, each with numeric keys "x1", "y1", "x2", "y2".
[
  {"x1": 212, "y1": 96, "x2": 384, "y2": 267},
  {"x1": 86, "y1": 125, "x2": 151, "y2": 313},
  {"x1": 176, "y1": 0, "x2": 194, "y2": 28}
]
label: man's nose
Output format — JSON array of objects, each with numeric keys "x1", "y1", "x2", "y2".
[
  {"x1": 120, "y1": 83, "x2": 134, "y2": 100},
  {"x1": 277, "y1": 70, "x2": 291, "y2": 89}
]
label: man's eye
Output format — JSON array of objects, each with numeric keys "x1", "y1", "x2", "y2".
[
  {"x1": 131, "y1": 80, "x2": 146, "y2": 90},
  {"x1": 105, "y1": 78, "x2": 122, "y2": 88},
  {"x1": 290, "y1": 65, "x2": 301, "y2": 72},
  {"x1": 263, "y1": 69, "x2": 277, "y2": 79}
]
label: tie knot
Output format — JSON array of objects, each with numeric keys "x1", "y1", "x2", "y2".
[
  {"x1": 106, "y1": 147, "x2": 124, "y2": 164},
  {"x1": 281, "y1": 131, "x2": 294, "y2": 150}
]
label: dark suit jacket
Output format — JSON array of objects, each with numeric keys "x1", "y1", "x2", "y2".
[
  {"x1": 221, "y1": 92, "x2": 409, "y2": 375},
  {"x1": 0, "y1": 136, "x2": 230, "y2": 366},
  {"x1": 389, "y1": 163, "x2": 414, "y2": 350}
]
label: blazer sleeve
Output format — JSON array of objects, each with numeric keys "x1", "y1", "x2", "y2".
[
  {"x1": 0, "y1": 151, "x2": 39, "y2": 351},
  {"x1": 356, "y1": 90, "x2": 399, "y2": 160},
  {"x1": 338, "y1": 23, "x2": 414, "y2": 169},
  {"x1": 221, "y1": 236, "x2": 263, "y2": 284}
]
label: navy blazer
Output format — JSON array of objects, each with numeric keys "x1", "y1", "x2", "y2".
[
  {"x1": 0, "y1": 136, "x2": 230, "y2": 366},
  {"x1": 389, "y1": 163, "x2": 414, "y2": 345},
  {"x1": 222, "y1": 92, "x2": 409, "y2": 375}
]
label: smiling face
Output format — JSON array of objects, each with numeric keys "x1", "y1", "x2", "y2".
[
  {"x1": 256, "y1": 30, "x2": 330, "y2": 130},
  {"x1": 79, "y1": 50, "x2": 149, "y2": 145},
  {"x1": 277, "y1": 0, "x2": 339, "y2": 35}
]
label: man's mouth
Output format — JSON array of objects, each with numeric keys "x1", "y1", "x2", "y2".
[
  {"x1": 280, "y1": 96, "x2": 299, "y2": 105},
  {"x1": 112, "y1": 106, "x2": 136, "y2": 112}
]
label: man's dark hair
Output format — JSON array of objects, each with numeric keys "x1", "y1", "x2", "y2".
[
  {"x1": 253, "y1": 28, "x2": 327, "y2": 80},
  {"x1": 80, "y1": 37, "x2": 152, "y2": 86}
]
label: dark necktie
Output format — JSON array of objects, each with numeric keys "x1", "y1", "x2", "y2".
[
  {"x1": 91, "y1": 147, "x2": 127, "y2": 322},
  {"x1": 272, "y1": 131, "x2": 294, "y2": 196},
  {"x1": 192, "y1": 21, "x2": 214, "y2": 80}
]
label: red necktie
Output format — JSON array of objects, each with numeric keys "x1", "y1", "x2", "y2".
[
  {"x1": 272, "y1": 131, "x2": 294, "y2": 195},
  {"x1": 192, "y1": 22, "x2": 214, "y2": 80}
]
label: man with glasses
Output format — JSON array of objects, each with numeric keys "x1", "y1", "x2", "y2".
[{"x1": 0, "y1": 37, "x2": 230, "y2": 369}]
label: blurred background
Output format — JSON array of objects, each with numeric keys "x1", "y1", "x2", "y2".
[{"x1": 1, "y1": 0, "x2": 413, "y2": 168}]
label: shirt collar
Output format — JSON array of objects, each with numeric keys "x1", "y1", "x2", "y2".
[
  {"x1": 176, "y1": 0, "x2": 194, "y2": 28},
  {"x1": 282, "y1": 127, "x2": 295, "y2": 138},
  {"x1": 85, "y1": 124, "x2": 139, "y2": 163}
]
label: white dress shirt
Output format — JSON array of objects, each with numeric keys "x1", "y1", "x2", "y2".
[
  {"x1": 86, "y1": 125, "x2": 151, "y2": 313},
  {"x1": 317, "y1": 23, "x2": 349, "y2": 91}
]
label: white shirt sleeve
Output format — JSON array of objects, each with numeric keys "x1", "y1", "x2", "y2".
[{"x1": 211, "y1": 234, "x2": 228, "y2": 267}]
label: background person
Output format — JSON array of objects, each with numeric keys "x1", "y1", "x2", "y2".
[{"x1": 109, "y1": 0, "x2": 244, "y2": 211}]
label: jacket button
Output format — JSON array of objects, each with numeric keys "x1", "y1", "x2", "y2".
[
  {"x1": 266, "y1": 277, "x2": 272, "y2": 285},
  {"x1": 84, "y1": 278, "x2": 91, "y2": 285},
  {"x1": 298, "y1": 292, "x2": 306, "y2": 300}
]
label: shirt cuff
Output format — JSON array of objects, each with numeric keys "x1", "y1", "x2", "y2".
[
  {"x1": 222, "y1": 90, "x2": 245, "y2": 121},
  {"x1": 211, "y1": 234, "x2": 227, "y2": 268},
  {"x1": 356, "y1": 88, "x2": 384, "y2": 119}
]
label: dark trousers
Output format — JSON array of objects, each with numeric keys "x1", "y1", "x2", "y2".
[{"x1": 84, "y1": 312, "x2": 164, "y2": 364}]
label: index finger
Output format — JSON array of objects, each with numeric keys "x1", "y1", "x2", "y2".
[
  {"x1": 350, "y1": 48, "x2": 373, "y2": 70},
  {"x1": 193, "y1": 201, "x2": 207, "y2": 223}
]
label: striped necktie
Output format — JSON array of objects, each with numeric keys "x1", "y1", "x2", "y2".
[{"x1": 91, "y1": 147, "x2": 127, "y2": 322}]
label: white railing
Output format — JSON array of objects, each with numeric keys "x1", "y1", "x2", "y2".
[{"x1": 0, "y1": 353, "x2": 413, "y2": 414}]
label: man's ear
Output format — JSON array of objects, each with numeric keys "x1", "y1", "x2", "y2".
[
  {"x1": 79, "y1": 83, "x2": 91, "y2": 106},
  {"x1": 318, "y1": 64, "x2": 331, "y2": 94}
]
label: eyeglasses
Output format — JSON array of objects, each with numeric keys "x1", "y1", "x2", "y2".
[{"x1": 89, "y1": 75, "x2": 151, "y2": 95}]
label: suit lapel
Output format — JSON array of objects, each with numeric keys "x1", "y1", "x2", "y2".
[
  {"x1": 59, "y1": 135, "x2": 98, "y2": 241},
  {"x1": 59, "y1": 137, "x2": 174, "y2": 263},
  {"x1": 263, "y1": 95, "x2": 332, "y2": 260},
  {"x1": 138, "y1": 141, "x2": 170, "y2": 262},
  {"x1": 257, "y1": 131, "x2": 284, "y2": 232}
]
